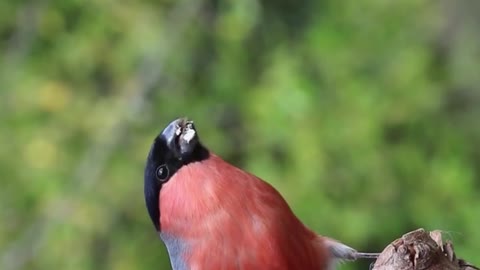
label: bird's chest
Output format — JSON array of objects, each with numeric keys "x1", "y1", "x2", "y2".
[
  {"x1": 159, "y1": 230, "x2": 287, "y2": 270},
  {"x1": 156, "y1": 172, "x2": 329, "y2": 269},
  {"x1": 158, "y1": 176, "x2": 231, "y2": 234},
  {"x1": 158, "y1": 187, "x2": 278, "y2": 268},
  {"x1": 159, "y1": 230, "x2": 324, "y2": 270}
]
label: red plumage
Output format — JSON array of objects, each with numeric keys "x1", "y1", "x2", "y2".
[{"x1": 159, "y1": 154, "x2": 330, "y2": 269}]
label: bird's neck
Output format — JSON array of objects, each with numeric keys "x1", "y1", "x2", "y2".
[{"x1": 158, "y1": 154, "x2": 235, "y2": 236}]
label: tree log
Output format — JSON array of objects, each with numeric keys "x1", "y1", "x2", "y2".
[{"x1": 370, "y1": 229, "x2": 478, "y2": 270}]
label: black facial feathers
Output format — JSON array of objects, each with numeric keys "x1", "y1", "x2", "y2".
[{"x1": 144, "y1": 118, "x2": 209, "y2": 230}]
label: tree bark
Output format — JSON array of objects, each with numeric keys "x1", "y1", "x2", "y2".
[{"x1": 370, "y1": 229, "x2": 478, "y2": 270}]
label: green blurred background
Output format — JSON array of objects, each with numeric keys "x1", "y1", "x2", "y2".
[{"x1": 1, "y1": 0, "x2": 479, "y2": 269}]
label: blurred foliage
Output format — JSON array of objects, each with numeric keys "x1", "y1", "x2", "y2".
[{"x1": 1, "y1": 0, "x2": 480, "y2": 269}]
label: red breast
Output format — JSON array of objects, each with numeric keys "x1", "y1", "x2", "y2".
[{"x1": 159, "y1": 154, "x2": 331, "y2": 270}]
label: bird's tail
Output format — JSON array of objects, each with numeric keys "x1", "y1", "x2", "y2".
[{"x1": 323, "y1": 237, "x2": 380, "y2": 261}]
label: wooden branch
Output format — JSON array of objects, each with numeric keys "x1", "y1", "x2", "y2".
[{"x1": 371, "y1": 229, "x2": 478, "y2": 270}]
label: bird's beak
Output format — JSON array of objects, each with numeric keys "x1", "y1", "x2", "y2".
[{"x1": 161, "y1": 118, "x2": 198, "y2": 160}]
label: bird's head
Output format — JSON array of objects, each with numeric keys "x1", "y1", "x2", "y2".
[{"x1": 144, "y1": 118, "x2": 209, "y2": 230}]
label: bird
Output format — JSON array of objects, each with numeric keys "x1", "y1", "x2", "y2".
[{"x1": 144, "y1": 118, "x2": 378, "y2": 270}]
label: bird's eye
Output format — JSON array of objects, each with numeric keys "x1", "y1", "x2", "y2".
[{"x1": 156, "y1": 164, "x2": 169, "y2": 182}]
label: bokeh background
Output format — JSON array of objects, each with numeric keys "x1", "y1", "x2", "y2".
[{"x1": 1, "y1": 0, "x2": 480, "y2": 269}]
